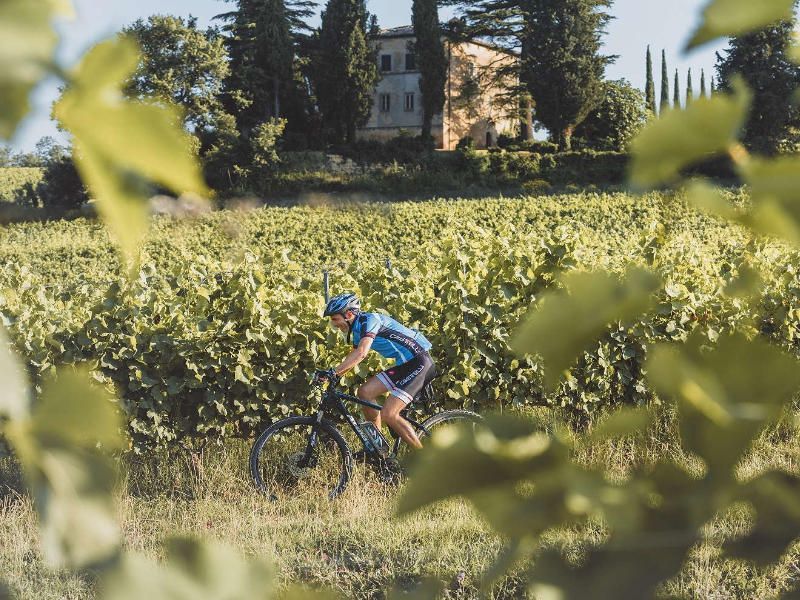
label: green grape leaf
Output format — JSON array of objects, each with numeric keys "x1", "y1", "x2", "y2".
[
  {"x1": 101, "y1": 537, "x2": 276, "y2": 600},
  {"x1": 629, "y1": 80, "x2": 751, "y2": 188},
  {"x1": 513, "y1": 268, "x2": 660, "y2": 390},
  {"x1": 53, "y1": 36, "x2": 208, "y2": 270},
  {"x1": 0, "y1": 0, "x2": 73, "y2": 139},
  {"x1": 646, "y1": 333, "x2": 800, "y2": 477},
  {"x1": 0, "y1": 326, "x2": 29, "y2": 421},
  {"x1": 687, "y1": 0, "x2": 795, "y2": 50}
]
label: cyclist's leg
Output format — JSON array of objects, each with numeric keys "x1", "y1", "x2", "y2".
[
  {"x1": 381, "y1": 395, "x2": 423, "y2": 449},
  {"x1": 357, "y1": 376, "x2": 388, "y2": 429}
]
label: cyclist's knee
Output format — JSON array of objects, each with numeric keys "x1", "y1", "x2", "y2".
[
  {"x1": 356, "y1": 385, "x2": 371, "y2": 400},
  {"x1": 381, "y1": 407, "x2": 400, "y2": 426}
]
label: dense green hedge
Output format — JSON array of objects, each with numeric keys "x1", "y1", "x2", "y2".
[{"x1": 2, "y1": 192, "x2": 799, "y2": 449}]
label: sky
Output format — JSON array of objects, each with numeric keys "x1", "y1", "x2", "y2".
[{"x1": 7, "y1": 0, "x2": 726, "y2": 152}]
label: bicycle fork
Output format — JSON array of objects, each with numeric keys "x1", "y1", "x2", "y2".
[{"x1": 298, "y1": 410, "x2": 326, "y2": 468}]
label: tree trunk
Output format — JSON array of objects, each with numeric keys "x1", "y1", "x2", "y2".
[
  {"x1": 522, "y1": 98, "x2": 534, "y2": 141},
  {"x1": 421, "y1": 110, "x2": 432, "y2": 140},
  {"x1": 559, "y1": 126, "x2": 573, "y2": 151},
  {"x1": 273, "y1": 75, "x2": 281, "y2": 119}
]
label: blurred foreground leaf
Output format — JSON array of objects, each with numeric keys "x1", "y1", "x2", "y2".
[
  {"x1": 686, "y1": 179, "x2": 800, "y2": 244},
  {"x1": 4, "y1": 368, "x2": 125, "y2": 568},
  {"x1": 0, "y1": 0, "x2": 73, "y2": 139},
  {"x1": 724, "y1": 472, "x2": 800, "y2": 566},
  {"x1": 513, "y1": 268, "x2": 659, "y2": 389},
  {"x1": 629, "y1": 81, "x2": 751, "y2": 188},
  {"x1": 647, "y1": 333, "x2": 800, "y2": 477},
  {"x1": 102, "y1": 536, "x2": 337, "y2": 600},
  {"x1": 54, "y1": 36, "x2": 208, "y2": 272},
  {"x1": 0, "y1": 326, "x2": 29, "y2": 421},
  {"x1": 687, "y1": 0, "x2": 795, "y2": 50}
]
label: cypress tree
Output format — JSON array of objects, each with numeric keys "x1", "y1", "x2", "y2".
[
  {"x1": 645, "y1": 45, "x2": 656, "y2": 115},
  {"x1": 716, "y1": 8, "x2": 800, "y2": 154},
  {"x1": 216, "y1": 0, "x2": 312, "y2": 127},
  {"x1": 520, "y1": 0, "x2": 615, "y2": 150},
  {"x1": 700, "y1": 69, "x2": 707, "y2": 98},
  {"x1": 412, "y1": 0, "x2": 447, "y2": 141},
  {"x1": 673, "y1": 69, "x2": 680, "y2": 108},
  {"x1": 314, "y1": 0, "x2": 379, "y2": 143},
  {"x1": 659, "y1": 49, "x2": 669, "y2": 113},
  {"x1": 686, "y1": 69, "x2": 693, "y2": 105},
  {"x1": 710, "y1": 76, "x2": 716, "y2": 95}
]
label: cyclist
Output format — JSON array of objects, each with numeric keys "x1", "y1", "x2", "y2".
[{"x1": 318, "y1": 292, "x2": 435, "y2": 451}]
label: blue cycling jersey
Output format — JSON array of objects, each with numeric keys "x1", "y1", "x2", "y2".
[{"x1": 350, "y1": 312, "x2": 432, "y2": 365}]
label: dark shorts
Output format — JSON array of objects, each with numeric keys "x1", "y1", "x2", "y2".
[{"x1": 376, "y1": 352, "x2": 436, "y2": 405}]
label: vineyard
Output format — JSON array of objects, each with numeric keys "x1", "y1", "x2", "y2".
[{"x1": 2, "y1": 190, "x2": 799, "y2": 451}]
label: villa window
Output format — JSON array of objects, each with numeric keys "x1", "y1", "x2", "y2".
[
  {"x1": 405, "y1": 53, "x2": 416, "y2": 70},
  {"x1": 380, "y1": 54, "x2": 392, "y2": 72},
  {"x1": 404, "y1": 92, "x2": 415, "y2": 112},
  {"x1": 380, "y1": 93, "x2": 391, "y2": 112}
]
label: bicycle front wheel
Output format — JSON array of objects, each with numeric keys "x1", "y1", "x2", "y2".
[{"x1": 249, "y1": 416, "x2": 352, "y2": 500}]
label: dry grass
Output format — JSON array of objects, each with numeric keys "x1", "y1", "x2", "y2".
[{"x1": 2, "y1": 407, "x2": 800, "y2": 599}]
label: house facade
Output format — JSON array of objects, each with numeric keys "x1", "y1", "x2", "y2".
[{"x1": 357, "y1": 26, "x2": 519, "y2": 150}]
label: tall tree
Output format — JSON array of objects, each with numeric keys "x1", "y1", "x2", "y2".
[
  {"x1": 673, "y1": 69, "x2": 680, "y2": 108},
  {"x1": 715, "y1": 7, "x2": 800, "y2": 154},
  {"x1": 412, "y1": 0, "x2": 447, "y2": 141},
  {"x1": 659, "y1": 49, "x2": 670, "y2": 113},
  {"x1": 700, "y1": 69, "x2": 707, "y2": 98},
  {"x1": 521, "y1": 0, "x2": 615, "y2": 150},
  {"x1": 215, "y1": 0, "x2": 313, "y2": 129},
  {"x1": 686, "y1": 69, "x2": 693, "y2": 105},
  {"x1": 313, "y1": 0, "x2": 379, "y2": 143},
  {"x1": 710, "y1": 76, "x2": 716, "y2": 94},
  {"x1": 123, "y1": 15, "x2": 230, "y2": 136},
  {"x1": 645, "y1": 45, "x2": 656, "y2": 115}
]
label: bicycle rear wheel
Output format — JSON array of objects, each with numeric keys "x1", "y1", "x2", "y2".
[
  {"x1": 395, "y1": 409, "x2": 483, "y2": 457},
  {"x1": 249, "y1": 416, "x2": 352, "y2": 500}
]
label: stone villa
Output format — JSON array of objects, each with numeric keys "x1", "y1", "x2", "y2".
[{"x1": 357, "y1": 26, "x2": 520, "y2": 150}]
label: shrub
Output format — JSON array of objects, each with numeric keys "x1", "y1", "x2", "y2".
[
  {"x1": 456, "y1": 136, "x2": 475, "y2": 151},
  {"x1": 37, "y1": 156, "x2": 89, "y2": 210},
  {"x1": 522, "y1": 179, "x2": 553, "y2": 195},
  {"x1": 574, "y1": 79, "x2": 649, "y2": 151},
  {"x1": 487, "y1": 151, "x2": 541, "y2": 181}
]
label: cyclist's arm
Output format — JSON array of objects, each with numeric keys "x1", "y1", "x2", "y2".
[{"x1": 334, "y1": 336, "x2": 373, "y2": 375}]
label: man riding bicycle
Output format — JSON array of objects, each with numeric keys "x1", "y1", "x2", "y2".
[{"x1": 318, "y1": 292, "x2": 435, "y2": 450}]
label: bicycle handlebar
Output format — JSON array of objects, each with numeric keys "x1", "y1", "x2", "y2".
[{"x1": 312, "y1": 368, "x2": 339, "y2": 387}]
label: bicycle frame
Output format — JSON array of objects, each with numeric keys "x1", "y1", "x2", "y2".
[{"x1": 311, "y1": 380, "x2": 430, "y2": 457}]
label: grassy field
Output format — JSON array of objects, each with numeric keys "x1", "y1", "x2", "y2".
[{"x1": 2, "y1": 405, "x2": 800, "y2": 599}]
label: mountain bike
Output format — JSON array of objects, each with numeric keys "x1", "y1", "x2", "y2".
[{"x1": 249, "y1": 369, "x2": 482, "y2": 500}]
